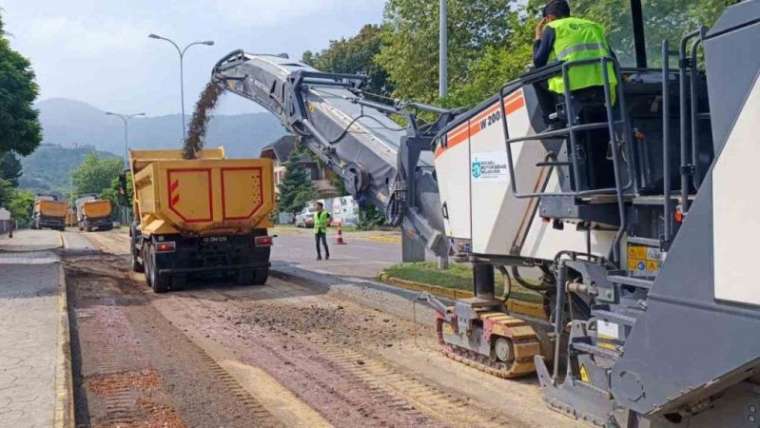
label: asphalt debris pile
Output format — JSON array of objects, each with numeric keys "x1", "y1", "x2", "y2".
[{"x1": 184, "y1": 81, "x2": 223, "y2": 160}]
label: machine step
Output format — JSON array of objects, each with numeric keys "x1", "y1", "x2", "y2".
[
  {"x1": 591, "y1": 309, "x2": 638, "y2": 326},
  {"x1": 571, "y1": 342, "x2": 620, "y2": 360},
  {"x1": 607, "y1": 275, "x2": 654, "y2": 290},
  {"x1": 627, "y1": 236, "x2": 662, "y2": 247}
]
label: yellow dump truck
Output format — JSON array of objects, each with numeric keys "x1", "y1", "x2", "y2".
[
  {"x1": 75, "y1": 196, "x2": 113, "y2": 231},
  {"x1": 32, "y1": 195, "x2": 67, "y2": 231},
  {"x1": 126, "y1": 148, "x2": 275, "y2": 293}
]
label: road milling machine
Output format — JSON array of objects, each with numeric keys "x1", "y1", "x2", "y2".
[
  {"x1": 210, "y1": 49, "x2": 589, "y2": 375},
  {"x1": 212, "y1": 1, "x2": 760, "y2": 422},
  {"x1": 432, "y1": 0, "x2": 760, "y2": 426}
]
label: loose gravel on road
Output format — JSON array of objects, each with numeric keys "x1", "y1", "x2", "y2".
[{"x1": 67, "y1": 230, "x2": 583, "y2": 428}]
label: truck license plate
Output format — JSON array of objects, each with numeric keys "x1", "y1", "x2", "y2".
[{"x1": 203, "y1": 236, "x2": 228, "y2": 243}]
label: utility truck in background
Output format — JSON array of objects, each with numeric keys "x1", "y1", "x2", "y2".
[
  {"x1": 75, "y1": 195, "x2": 113, "y2": 231},
  {"x1": 32, "y1": 195, "x2": 67, "y2": 231},
  {"x1": 126, "y1": 148, "x2": 275, "y2": 293}
]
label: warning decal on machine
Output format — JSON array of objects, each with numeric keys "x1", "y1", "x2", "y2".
[{"x1": 471, "y1": 152, "x2": 509, "y2": 182}]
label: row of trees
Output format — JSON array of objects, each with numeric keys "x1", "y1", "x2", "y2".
[
  {"x1": 71, "y1": 154, "x2": 130, "y2": 220},
  {"x1": 295, "y1": 0, "x2": 730, "y2": 230},
  {"x1": 304, "y1": 0, "x2": 729, "y2": 110},
  {"x1": 0, "y1": 12, "x2": 42, "y2": 225}
]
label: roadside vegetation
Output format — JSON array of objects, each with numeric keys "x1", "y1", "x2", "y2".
[
  {"x1": 304, "y1": 0, "x2": 727, "y2": 109},
  {"x1": 0, "y1": 12, "x2": 42, "y2": 226},
  {"x1": 383, "y1": 262, "x2": 543, "y2": 303},
  {"x1": 70, "y1": 153, "x2": 131, "y2": 221}
]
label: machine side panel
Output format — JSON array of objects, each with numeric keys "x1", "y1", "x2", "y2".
[
  {"x1": 705, "y1": 2, "x2": 760, "y2": 155},
  {"x1": 611, "y1": 13, "x2": 760, "y2": 412},
  {"x1": 713, "y1": 73, "x2": 760, "y2": 305},
  {"x1": 519, "y1": 171, "x2": 615, "y2": 259},
  {"x1": 434, "y1": 123, "x2": 471, "y2": 239},
  {"x1": 469, "y1": 97, "x2": 516, "y2": 255}
]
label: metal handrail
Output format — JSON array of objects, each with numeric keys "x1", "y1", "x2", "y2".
[
  {"x1": 662, "y1": 40, "x2": 674, "y2": 247},
  {"x1": 501, "y1": 56, "x2": 635, "y2": 200}
]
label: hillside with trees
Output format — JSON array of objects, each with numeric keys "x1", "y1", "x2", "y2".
[{"x1": 19, "y1": 144, "x2": 119, "y2": 195}]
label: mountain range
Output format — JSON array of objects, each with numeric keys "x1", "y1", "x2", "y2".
[{"x1": 37, "y1": 98, "x2": 286, "y2": 158}]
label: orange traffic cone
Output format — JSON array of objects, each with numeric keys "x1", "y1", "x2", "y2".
[{"x1": 336, "y1": 225, "x2": 347, "y2": 245}]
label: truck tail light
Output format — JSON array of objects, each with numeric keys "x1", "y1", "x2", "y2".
[
  {"x1": 155, "y1": 241, "x2": 176, "y2": 253},
  {"x1": 254, "y1": 236, "x2": 273, "y2": 247}
]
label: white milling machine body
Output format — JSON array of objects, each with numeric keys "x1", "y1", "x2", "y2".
[
  {"x1": 211, "y1": 46, "x2": 638, "y2": 379},
  {"x1": 504, "y1": 1, "x2": 760, "y2": 426}
]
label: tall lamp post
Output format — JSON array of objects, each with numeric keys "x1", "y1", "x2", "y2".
[
  {"x1": 106, "y1": 112, "x2": 146, "y2": 168},
  {"x1": 439, "y1": 0, "x2": 448, "y2": 98},
  {"x1": 105, "y1": 111, "x2": 145, "y2": 227},
  {"x1": 148, "y1": 34, "x2": 214, "y2": 141}
]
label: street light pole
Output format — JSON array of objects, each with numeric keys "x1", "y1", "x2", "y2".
[
  {"x1": 148, "y1": 34, "x2": 215, "y2": 141},
  {"x1": 105, "y1": 112, "x2": 146, "y2": 168},
  {"x1": 439, "y1": 0, "x2": 448, "y2": 98}
]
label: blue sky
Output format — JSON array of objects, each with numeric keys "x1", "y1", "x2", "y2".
[{"x1": 1, "y1": 0, "x2": 386, "y2": 115}]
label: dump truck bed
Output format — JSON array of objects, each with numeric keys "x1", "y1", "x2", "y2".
[
  {"x1": 130, "y1": 148, "x2": 275, "y2": 236},
  {"x1": 36, "y1": 200, "x2": 67, "y2": 218},
  {"x1": 81, "y1": 200, "x2": 112, "y2": 219}
]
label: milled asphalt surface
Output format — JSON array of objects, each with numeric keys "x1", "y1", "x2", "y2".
[{"x1": 0, "y1": 230, "x2": 64, "y2": 428}]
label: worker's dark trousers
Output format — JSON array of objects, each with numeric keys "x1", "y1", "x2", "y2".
[{"x1": 315, "y1": 231, "x2": 330, "y2": 259}]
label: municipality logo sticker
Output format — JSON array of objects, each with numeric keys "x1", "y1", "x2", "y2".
[{"x1": 472, "y1": 160, "x2": 482, "y2": 178}]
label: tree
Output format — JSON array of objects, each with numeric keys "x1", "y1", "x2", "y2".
[
  {"x1": 0, "y1": 13, "x2": 42, "y2": 156},
  {"x1": 445, "y1": 12, "x2": 535, "y2": 108},
  {"x1": 71, "y1": 153, "x2": 123, "y2": 197},
  {"x1": 6, "y1": 189, "x2": 34, "y2": 227},
  {"x1": 0, "y1": 151, "x2": 22, "y2": 187},
  {"x1": 356, "y1": 205, "x2": 386, "y2": 231},
  {"x1": 101, "y1": 174, "x2": 133, "y2": 221},
  {"x1": 303, "y1": 25, "x2": 393, "y2": 96},
  {"x1": 376, "y1": 0, "x2": 523, "y2": 104},
  {"x1": 277, "y1": 144, "x2": 316, "y2": 216},
  {"x1": 528, "y1": 0, "x2": 729, "y2": 67}
]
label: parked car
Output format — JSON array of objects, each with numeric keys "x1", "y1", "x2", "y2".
[{"x1": 295, "y1": 207, "x2": 316, "y2": 228}]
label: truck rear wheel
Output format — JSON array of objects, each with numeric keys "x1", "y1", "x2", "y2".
[
  {"x1": 148, "y1": 248, "x2": 170, "y2": 293},
  {"x1": 131, "y1": 250, "x2": 144, "y2": 273},
  {"x1": 253, "y1": 268, "x2": 269, "y2": 285}
]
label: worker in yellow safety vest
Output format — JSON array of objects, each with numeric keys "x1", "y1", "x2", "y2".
[
  {"x1": 533, "y1": 0, "x2": 617, "y2": 125},
  {"x1": 314, "y1": 202, "x2": 331, "y2": 261}
]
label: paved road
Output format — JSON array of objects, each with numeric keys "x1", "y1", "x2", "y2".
[
  {"x1": 0, "y1": 230, "x2": 67, "y2": 428},
  {"x1": 271, "y1": 230, "x2": 401, "y2": 280}
]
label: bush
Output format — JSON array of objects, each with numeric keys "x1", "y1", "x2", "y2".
[{"x1": 356, "y1": 205, "x2": 386, "y2": 231}]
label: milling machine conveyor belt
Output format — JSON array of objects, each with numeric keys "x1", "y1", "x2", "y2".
[{"x1": 212, "y1": 51, "x2": 446, "y2": 255}]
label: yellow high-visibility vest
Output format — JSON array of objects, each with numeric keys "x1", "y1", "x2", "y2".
[{"x1": 546, "y1": 17, "x2": 617, "y2": 97}]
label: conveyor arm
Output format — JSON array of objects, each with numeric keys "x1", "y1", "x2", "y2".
[{"x1": 212, "y1": 50, "x2": 454, "y2": 256}]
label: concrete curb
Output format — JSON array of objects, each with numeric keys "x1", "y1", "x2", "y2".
[
  {"x1": 377, "y1": 273, "x2": 475, "y2": 300},
  {"x1": 53, "y1": 262, "x2": 75, "y2": 428},
  {"x1": 377, "y1": 273, "x2": 547, "y2": 319}
]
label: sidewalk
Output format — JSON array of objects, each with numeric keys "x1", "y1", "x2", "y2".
[{"x1": 0, "y1": 230, "x2": 73, "y2": 428}]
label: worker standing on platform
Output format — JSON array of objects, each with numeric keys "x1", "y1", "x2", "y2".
[
  {"x1": 533, "y1": 0, "x2": 617, "y2": 124},
  {"x1": 314, "y1": 202, "x2": 331, "y2": 261}
]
